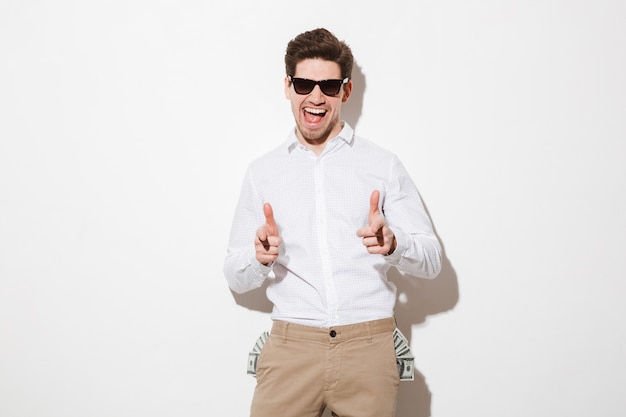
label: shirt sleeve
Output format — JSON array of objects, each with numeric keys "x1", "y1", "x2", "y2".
[
  {"x1": 223, "y1": 167, "x2": 273, "y2": 294},
  {"x1": 382, "y1": 155, "x2": 442, "y2": 279}
]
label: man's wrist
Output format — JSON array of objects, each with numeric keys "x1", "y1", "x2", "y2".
[{"x1": 385, "y1": 236, "x2": 397, "y2": 256}]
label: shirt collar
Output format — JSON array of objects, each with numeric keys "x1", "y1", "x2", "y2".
[{"x1": 285, "y1": 122, "x2": 354, "y2": 153}]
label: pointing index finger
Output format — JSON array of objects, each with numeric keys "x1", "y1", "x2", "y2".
[{"x1": 263, "y1": 203, "x2": 277, "y2": 236}]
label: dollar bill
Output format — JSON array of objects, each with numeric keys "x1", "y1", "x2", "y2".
[
  {"x1": 396, "y1": 355, "x2": 415, "y2": 381},
  {"x1": 247, "y1": 351, "x2": 260, "y2": 376},
  {"x1": 393, "y1": 328, "x2": 415, "y2": 381},
  {"x1": 247, "y1": 331, "x2": 269, "y2": 377}
]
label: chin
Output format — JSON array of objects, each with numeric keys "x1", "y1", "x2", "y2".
[{"x1": 299, "y1": 123, "x2": 333, "y2": 143}]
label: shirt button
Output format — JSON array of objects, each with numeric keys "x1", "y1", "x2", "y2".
[{"x1": 329, "y1": 330, "x2": 337, "y2": 337}]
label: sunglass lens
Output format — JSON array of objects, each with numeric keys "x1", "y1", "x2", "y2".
[
  {"x1": 320, "y1": 80, "x2": 342, "y2": 96},
  {"x1": 293, "y1": 79, "x2": 314, "y2": 94}
]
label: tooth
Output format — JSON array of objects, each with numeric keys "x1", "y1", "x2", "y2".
[{"x1": 305, "y1": 108, "x2": 325, "y2": 115}]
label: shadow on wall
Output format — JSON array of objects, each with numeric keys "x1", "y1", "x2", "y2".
[
  {"x1": 229, "y1": 62, "x2": 459, "y2": 417},
  {"x1": 390, "y1": 246, "x2": 458, "y2": 417},
  {"x1": 343, "y1": 60, "x2": 365, "y2": 130}
]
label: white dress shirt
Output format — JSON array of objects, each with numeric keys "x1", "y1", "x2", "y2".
[{"x1": 223, "y1": 122, "x2": 442, "y2": 327}]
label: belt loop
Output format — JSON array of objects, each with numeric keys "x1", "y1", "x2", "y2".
[
  {"x1": 282, "y1": 322, "x2": 288, "y2": 343},
  {"x1": 365, "y1": 321, "x2": 372, "y2": 343}
]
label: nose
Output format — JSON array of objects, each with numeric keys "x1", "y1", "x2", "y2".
[{"x1": 309, "y1": 84, "x2": 326, "y2": 103}]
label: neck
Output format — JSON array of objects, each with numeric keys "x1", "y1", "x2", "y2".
[{"x1": 295, "y1": 121, "x2": 344, "y2": 155}]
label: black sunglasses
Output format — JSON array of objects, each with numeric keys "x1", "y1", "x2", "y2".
[{"x1": 289, "y1": 76, "x2": 349, "y2": 96}]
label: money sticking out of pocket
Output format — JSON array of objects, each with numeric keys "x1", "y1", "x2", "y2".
[
  {"x1": 247, "y1": 331, "x2": 269, "y2": 377},
  {"x1": 393, "y1": 328, "x2": 415, "y2": 381},
  {"x1": 247, "y1": 328, "x2": 415, "y2": 381}
]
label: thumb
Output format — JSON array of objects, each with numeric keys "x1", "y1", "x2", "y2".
[
  {"x1": 368, "y1": 190, "x2": 380, "y2": 224},
  {"x1": 263, "y1": 203, "x2": 278, "y2": 236}
]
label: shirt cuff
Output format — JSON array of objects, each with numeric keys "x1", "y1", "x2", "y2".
[
  {"x1": 250, "y1": 258, "x2": 273, "y2": 282},
  {"x1": 384, "y1": 229, "x2": 405, "y2": 264}
]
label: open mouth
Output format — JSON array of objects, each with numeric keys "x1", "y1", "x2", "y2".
[{"x1": 303, "y1": 107, "x2": 327, "y2": 124}]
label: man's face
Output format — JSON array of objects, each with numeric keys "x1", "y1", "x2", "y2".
[{"x1": 284, "y1": 58, "x2": 352, "y2": 146}]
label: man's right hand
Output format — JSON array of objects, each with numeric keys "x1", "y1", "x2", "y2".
[{"x1": 255, "y1": 203, "x2": 281, "y2": 266}]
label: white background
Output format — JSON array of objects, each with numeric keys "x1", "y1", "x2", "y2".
[{"x1": 1, "y1": 1, "x2": 625, "y2": 416}]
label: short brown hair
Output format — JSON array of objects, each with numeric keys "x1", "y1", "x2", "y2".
[{"x1": 284, "y1": 28, "x2": 354, "y2": 80}]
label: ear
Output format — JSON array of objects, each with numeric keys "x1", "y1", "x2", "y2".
[
  {"x1": 341, "y1": 79, "x2": 353, "y2": 103},
  {"x1": 284, "y1": 76, "x2": 291, "y2": 99}
]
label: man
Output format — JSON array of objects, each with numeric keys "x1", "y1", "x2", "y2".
[{"x1": 223, "y1": 28, "x2": 442, "y2": 417}]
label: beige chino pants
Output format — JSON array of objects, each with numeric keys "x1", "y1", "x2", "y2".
[{"x1": 250, "y1": 317, "x2": 400, "y2": 417}]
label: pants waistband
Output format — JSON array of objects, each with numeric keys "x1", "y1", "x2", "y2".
[{"x1": 271, "y1": 317, "x2": 396, "y2": 343}]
